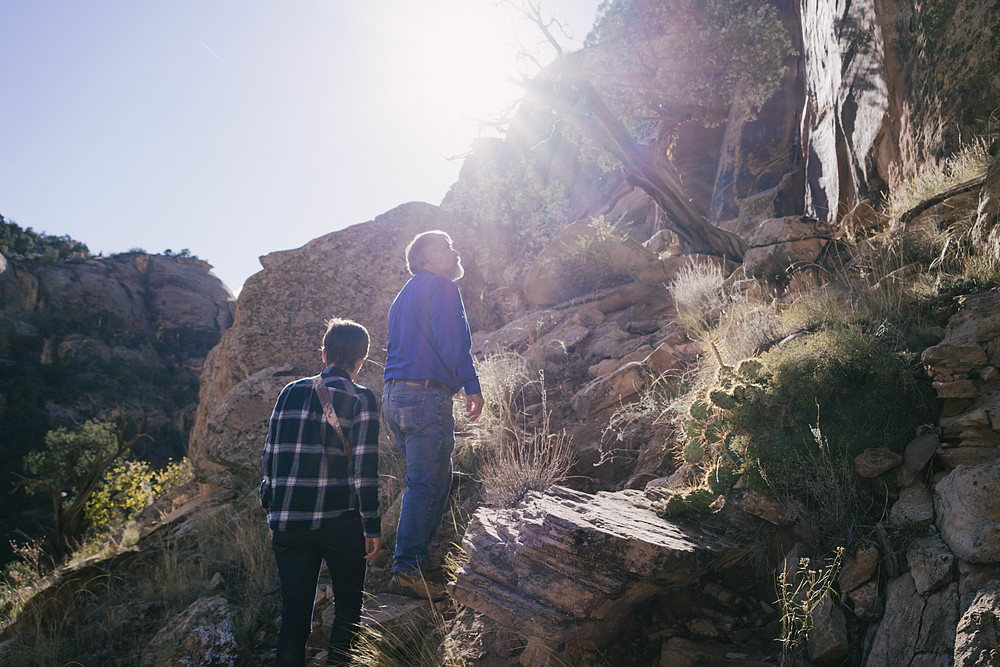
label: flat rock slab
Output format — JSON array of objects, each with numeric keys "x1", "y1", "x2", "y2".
[{"x1": 451, "y1": 486, "x2": 739, "y2": 647}]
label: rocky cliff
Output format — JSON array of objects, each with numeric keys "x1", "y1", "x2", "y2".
[{"x1": 0, "y1": 235, "x2": 234, "y2": 538}]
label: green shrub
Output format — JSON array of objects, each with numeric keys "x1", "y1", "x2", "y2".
[
  {"x1": 731, "y1": 326, "x2": 934, "y2": 488},
  {"x1": 84, "y1": 457, "x2": 193, "y2": 545},
  {"x1": 677, "y1": 325, "x2": 934, "y2": 542}
]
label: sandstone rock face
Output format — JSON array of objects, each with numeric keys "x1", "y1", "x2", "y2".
[
  {"x1": 798, "y1": 0, "x2": 1000, "y2": 226},
  {"x1": 189, "y1": 203, "x2": 484, "y2": 484},
  {"x1": 936, "y1": 461, "x2": 1000, "y2": 563},
  {"x1": 0, "y1": 250, "x2": 233, "y2": 468},
  {"x1": 195, "y1": 365, "x2": 297, "y2": 485},
  {"x1": 800, "y1": 0, "x2": 889, "y2": 222},
  {"x1": 954, "y1": 579, "x2": 1000, "y2": 667},
  {"x1": 741, "y1": 216, "x2": 835, "y2": 282},
  {"x1": 450, "y1": 486, "x2": 738, "y2": 653},
  {"x1": 865, "y1": 574, "x2": 959, "y2": 667}
]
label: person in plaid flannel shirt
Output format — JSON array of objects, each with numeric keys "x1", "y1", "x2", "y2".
[{"x1": 260, "y1": 317, "x2": 380, "y2": 666}]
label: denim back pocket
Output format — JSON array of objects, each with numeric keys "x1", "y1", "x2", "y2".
[{"x1": 388, "y1": 387, "x2": 428, "y2": 434}]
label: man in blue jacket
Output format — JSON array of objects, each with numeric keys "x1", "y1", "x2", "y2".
[{"x1": 383, "y1": 230, "x2": 484, "y2": 600}]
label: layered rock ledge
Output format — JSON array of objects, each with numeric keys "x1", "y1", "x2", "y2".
[{"x1": 451, "y1": 486, "x2": 740, "y2": 653}]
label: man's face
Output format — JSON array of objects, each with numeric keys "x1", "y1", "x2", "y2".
[{"x1": 426, "y1": 236, "x2": 464, "y2": 281}]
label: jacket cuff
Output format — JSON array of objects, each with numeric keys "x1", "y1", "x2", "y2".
[{"x1": 363, "y1": 516, "x2": 381, "y2": 539}]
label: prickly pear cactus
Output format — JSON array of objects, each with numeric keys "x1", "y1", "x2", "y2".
[{"x1": 679, "y1": 357, "x2": 766, "y2": 465}]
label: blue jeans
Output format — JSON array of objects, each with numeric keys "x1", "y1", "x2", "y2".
[
  {"x1": 382, "y1": 381, "x2": 455, "y2": 575},
  {"x1": 271, "y1": 511, "x2": 366, "y2": 666}
]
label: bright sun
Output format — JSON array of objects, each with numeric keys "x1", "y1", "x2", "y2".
[{"x1": 390, "y1": 0, "x2": 551, "y2": 157}]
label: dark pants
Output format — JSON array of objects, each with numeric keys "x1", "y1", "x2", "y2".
[{"x1": 272, "y1": 512, "x2": 367, "y2": 666}]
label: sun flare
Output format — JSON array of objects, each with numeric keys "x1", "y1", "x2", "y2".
[{"x1": 390, "y1": 1, "x2": 540, "y2": 156}]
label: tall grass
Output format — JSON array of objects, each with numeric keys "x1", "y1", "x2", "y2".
[
  {"x1": 0, "y1": 494, "x2": 278, "y2": 666},
  {"x1": 887, "y1": 137, "x2": 992, "y2": 220},
  {"x1": 453, "y1": 351, "x2": 532, "y2": 473},
  {"x1": 476, "y1": 366, "x2": 574, "y2": 509}
]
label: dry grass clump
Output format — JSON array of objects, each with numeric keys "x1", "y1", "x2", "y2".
[
  {"x1": 350, "y1": 605, "x2": 468, "y2": 667},
  {"x1": 478, "y1": 370, "x2": 574, "y2": 509},
  {"x1": 451, "y1": 352, "x2": 533, "y2": 479},
  {"x1": 458, "y1": 352, "x2": 574, "y2": 509},
  {"x1": 480, "y1": 427, "x2": 574, "y2": 509},
  {"x1": 668, "y1": 258, "x2": 727, "y2": 337},
  {"x1": 887, "y1": 137, "x2": 992, "y2": 219}
]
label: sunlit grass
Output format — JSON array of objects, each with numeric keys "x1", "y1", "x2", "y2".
[{"x1": 887, "y1": 137, "x2": 991, "y2": 220}]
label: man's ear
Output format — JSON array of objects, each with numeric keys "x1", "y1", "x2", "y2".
[{"x1": 322, "y1": 348, "x2": 328, "y2": 365}]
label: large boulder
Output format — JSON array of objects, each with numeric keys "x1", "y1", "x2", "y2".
[
  {"x1": 936, "y1": 461, "x2": 1000, "y2": 563},
  {"x1": 189, "y1": 203, "x2": 485, "y2": 485},
  {"x1": 450, "y1": 486, "x2": 739, "y2": 658},
  {"x1": 522, "y1": 220, "x2": 669, "y2": 306},
  {"x1": 865, "y1": 574, "x2": 958, "y2": 666},
  {"x1": 741, "y1": 216, "x2": 835, "y2": 283}
]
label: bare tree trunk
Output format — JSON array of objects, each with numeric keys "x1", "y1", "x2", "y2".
[
  {"x1": 526, "y1": 71, "x2": 747, "y2": 262},
  {"x1": 510, "y1": 0, "x2": 745, "y2": 261}
]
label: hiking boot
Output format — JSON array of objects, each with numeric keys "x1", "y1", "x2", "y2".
[{"x1": 388, "y1": 571, "x2": 447, "y2": 601}]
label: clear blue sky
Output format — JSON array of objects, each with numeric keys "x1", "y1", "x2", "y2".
[{"x1": 0, "y1": 1, "x2": 601, "y2": 294}]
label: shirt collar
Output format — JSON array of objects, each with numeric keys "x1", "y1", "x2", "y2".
[{"x1": 321, "y1": 366, "x2": 352, "y2": 381}]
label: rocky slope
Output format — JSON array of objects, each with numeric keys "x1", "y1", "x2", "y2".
[
  {"x1": 4, "y1": 0, "x2": 1000, "y2": 665},
  {"x1": 177, "y1": 0, "x2": 1000, "y2": 664}
]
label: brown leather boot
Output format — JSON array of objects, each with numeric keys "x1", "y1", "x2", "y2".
[{"x1": 387, "y1": 571, "x2": 447, "y2": 601}]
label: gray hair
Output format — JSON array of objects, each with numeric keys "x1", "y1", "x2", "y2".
[{"x1": 405, "y1": 230, "x2": 451, "y2": 275}]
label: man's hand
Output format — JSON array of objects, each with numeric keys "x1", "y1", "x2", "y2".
[
  {"x1": 466, "y1": 393, "x2": 485, "y2": 422},
  {"x1": 365, "y1": 536, "x2": 382, "y2": 563}
]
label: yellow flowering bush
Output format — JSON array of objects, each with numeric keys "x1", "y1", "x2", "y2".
[{"x1": 84, "y1": 458, "x2": 192, "y2": 543}]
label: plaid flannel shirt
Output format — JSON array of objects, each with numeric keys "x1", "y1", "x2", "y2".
[{"x1": 260, "y1": 366, "x2": 380, "y2": 537}]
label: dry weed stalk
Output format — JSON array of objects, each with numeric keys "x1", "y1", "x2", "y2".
[
  {"x1": 777, "y1": 547, "x2": 843, "y2": 665},
  {"x1": 479, "y1": 368, "x2": 574, "y2": 509}
]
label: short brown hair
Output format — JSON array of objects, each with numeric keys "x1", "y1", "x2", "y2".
[
  {"x1": 321, "y1": 318, "x2": 370, "y2": 369},
  {"x1": 405, "y1": 230, "x2": 451, "y2": 275}
]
